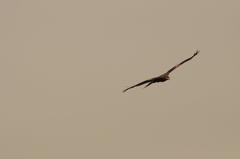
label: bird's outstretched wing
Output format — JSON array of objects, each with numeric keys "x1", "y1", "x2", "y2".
[
  {"x1": 166, "y1": 50, "x2": 199, "y2": 74},
  {"x1": 123, "y1": 79, "x2": 152, "y2": 93}
]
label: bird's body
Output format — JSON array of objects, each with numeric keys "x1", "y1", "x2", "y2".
[
  {"x1": 123, "y1": 50, "x2": 199, "y2": 92},
  {"x1": 153, "y1": 73, "x2": 170, "y2": 82}
]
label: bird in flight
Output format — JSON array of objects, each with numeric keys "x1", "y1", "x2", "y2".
[{"x1": 123, "y1": 50, "x2": 199, "y2": 93}]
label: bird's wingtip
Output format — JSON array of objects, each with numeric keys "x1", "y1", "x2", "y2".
[{"x1": 194, "y1": 50, "x2": 200, "y2": 56}]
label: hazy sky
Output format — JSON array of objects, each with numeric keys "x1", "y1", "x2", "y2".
[{"x1": 1, "y1": 0, "x2": 240, "y2": 159}]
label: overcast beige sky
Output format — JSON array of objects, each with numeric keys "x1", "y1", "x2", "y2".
[{"x1": 0, "y1": 0, "x2": 240, "y2": 159}]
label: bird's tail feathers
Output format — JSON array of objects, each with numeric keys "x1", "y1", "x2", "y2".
[{"x1": 144, "y1": 82, "x2": 153, "y2": 88}]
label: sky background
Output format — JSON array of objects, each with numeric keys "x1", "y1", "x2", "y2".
[{"x1": 0, "y1": 0, "x2": 240, "y2": 159}]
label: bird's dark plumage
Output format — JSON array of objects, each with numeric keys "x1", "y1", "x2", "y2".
[{"x1": 123, "y1": 50, "x2": 199, "y2": 92}]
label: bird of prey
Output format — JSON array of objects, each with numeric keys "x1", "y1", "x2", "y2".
[{"x1": 123, "y1": 50, "x2": 199, "y2": 93}]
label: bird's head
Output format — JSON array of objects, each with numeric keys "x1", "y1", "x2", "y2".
[
  {"x1": 166, "y1": 75, "x2": 170, "y2": 80},
  {"x1": 162, "y1": 73, "x2": 170, "y2": 81}
]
